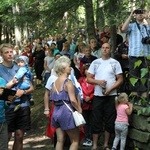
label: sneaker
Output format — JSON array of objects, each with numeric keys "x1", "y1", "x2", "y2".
[{"x1": 83, "y1": 139, "x2": 92, "y2": 147}]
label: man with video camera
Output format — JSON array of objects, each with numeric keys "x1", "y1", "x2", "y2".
[{"x1": 122, "y1": 9, "x2": 150, "y2": 106}]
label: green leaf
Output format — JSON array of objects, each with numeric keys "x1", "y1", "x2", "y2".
[
  {"x1": 146, "y1": 55, "x2": 150, "y2": 60},
  {"x1": 141, "y1": 78, "x2": 146, "y2": 85},
  {"x1": 147, "y1": 107, "x2": 150, "y2": 113},
  {"x1": 129, "y1": 78, "x2": 138, "y2": 87},
  {"x1": 142, "y1": 108, "x2": 146, "y2": 113},
  {"x1": 140, "y1": 68, "x2": 148, "y2": 78},
  {"x1": 134, "y1": 60, "x2": 142, "y2": 69},
  {"x1": 137, "y1": 109, "x2": 142, "y2": 116}
]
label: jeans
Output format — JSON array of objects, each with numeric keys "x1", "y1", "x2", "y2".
[{"x1": 112, "y1": 122, "x2": 129, "y2": 150}]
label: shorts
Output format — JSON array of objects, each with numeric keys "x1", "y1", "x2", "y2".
[
  {"x1": 5, "y1": 106, "x2": 31, "y2": 132},
  {"x1": 91, "y1": 96, "x2": 116, "y2": 134}
]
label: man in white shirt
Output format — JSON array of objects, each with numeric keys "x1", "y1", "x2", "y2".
[{"x1": 87, "y1": 43, "x2": 123, "y2": 150}]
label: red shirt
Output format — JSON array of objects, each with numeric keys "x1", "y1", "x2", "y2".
[{"x1": 78, "y1": 77, "x2": 94, "y2": 110}]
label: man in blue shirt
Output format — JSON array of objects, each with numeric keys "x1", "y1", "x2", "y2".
[
  {"x1": 0, "y1": 43, "x2": 34, "y2": 150},
  {"x1": 122, "y1": 9, "x2": 150, "y2": 105}
]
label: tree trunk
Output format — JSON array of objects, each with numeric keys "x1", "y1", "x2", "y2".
[
  {"x1": 96, "y1": 0, "x2": 105, "y2": 32},
  {"x1": 12, "y1": 3, "x2": 22, "y2": 46},
  {"x1": 107, "y1": 0, "x2": 118, "y2": 57},
  {"x1": 84, "y1": 0, "x2": 96, "y2": 39}
]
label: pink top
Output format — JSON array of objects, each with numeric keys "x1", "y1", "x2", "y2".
[{"x1": 116, "y1": 104, "x2": 129, "y2": 123}]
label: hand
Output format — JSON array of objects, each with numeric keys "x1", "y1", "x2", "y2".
[
  {"x1": 99, "y1": 80, "x2": 107, "y2": 87},
  {"x1": 44, "y1": 110, "x2": 50, "y2": 117},
  {"x1": 8, "y1": 95, "x2": 15, "y2": 102},
  {"x1": 78, "y1": 107, "x2": 82, "y2": 114},
  {"x1": 85, "y1": 96, "x2": 90, "y2": 102},
  {"x1": 0, "y1": 88, "x2": 4, "y2": 95},
  {"x1": 103, "y1": 89, "x2": 111, "y2": 96},
  {"x1": 122, "y1": 54, "x2": 128, "y2": 59},
  {"x1": 15, "y1": 89, "x2": 24, "y2": 98},
  {"x1": 143, "y1": 10, "x2": 150, "y2": 19},
  {"x1": 128, "y1": 102, "x2": 133, "y2": 107}
]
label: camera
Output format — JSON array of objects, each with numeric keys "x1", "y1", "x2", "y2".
[
  {"x1": 141, "y1": 37, "x2": 150, "y2": 44},
  {"x1": 134, "y1": 9, "x2": 143, "y2": 14}
]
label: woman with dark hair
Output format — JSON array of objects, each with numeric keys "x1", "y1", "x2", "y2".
[
  {"x1": 88, "y1": 38, "x2": 101, "y2": 58},
  {"x1": 33, "y1": 44, "x2": 45, "y2": 88}
]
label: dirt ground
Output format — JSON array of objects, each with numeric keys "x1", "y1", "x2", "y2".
[{"x1": 8, "y1": 87, "x2": 92, "y2": 150}]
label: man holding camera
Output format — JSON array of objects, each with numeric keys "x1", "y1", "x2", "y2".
[{"x1": 122, "y1": 9, "x2": 150, "y2": 105}]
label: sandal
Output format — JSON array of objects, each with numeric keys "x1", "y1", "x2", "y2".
[{"x1": 103, "y1": 146, "x2": 110, "y2": 150}]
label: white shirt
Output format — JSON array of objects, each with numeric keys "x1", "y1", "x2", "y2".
[{"x1": 88, "y1": 58, "x2": 122, "y2": 96}]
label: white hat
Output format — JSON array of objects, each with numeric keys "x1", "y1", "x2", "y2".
[{"x1": 18, "y1": 56, "x2": 29, "y2": 65}]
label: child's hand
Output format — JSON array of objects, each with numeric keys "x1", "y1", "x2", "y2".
[
  {"x1": 85, "y1": 96, "x2": 90, "y2": 102},
  {"x1": 0, "y1": 88, "x2": 4, "y2": 95},
  {"x1": 128, "y1": 102, "x2": 133, "y2": 107},
  {"x1": 12, "y1": 78, "x2": 18, "y2": 84},
  {"x1": 8, "y1": 95, "x2": 15, "y2": 102}
]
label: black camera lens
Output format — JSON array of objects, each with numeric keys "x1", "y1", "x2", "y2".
[
  {"x1": 142, "y1": 37, "x2": 150, "y2": 44},
  {"x1": 134, "y1": 9, "x2": 143, "y2": 14}
]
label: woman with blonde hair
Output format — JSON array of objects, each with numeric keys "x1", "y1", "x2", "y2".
[{"x1": 45, "y1": 56, "x2": 82, "y2": 150}]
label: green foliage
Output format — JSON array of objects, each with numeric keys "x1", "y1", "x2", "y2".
[
  {"x1": 137, "y1": 107, "x2": 150, "y2": 116},
  {"x1": 134, "y1": 60, "x2": 142, "y2": 69},
  {"x1": 140, "y1": 68, "x2": 148, "y2": 78},
  {"x1": 137, "y1": 109, "x2": 142, "y2": 116},
  {"x1": 129, "y1": 78, "x2": 138, "y2": 87}
]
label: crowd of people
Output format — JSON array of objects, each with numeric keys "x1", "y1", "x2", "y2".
[{"x1": 0, "y1": 8, "x2": 150, "y2": 150}]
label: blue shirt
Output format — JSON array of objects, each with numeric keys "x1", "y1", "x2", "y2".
[
  {"x1": 0, "y1": 63, "x2": 30, "y2": 108},
  {"x1": 127, "y1": 22, "x2": 150, "y2": 57},
  {"x1": 15, "y1": 65, "x2": 33, "y2": 90}
]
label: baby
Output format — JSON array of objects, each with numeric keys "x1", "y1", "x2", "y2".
[{"x1": 7, "y1": 56, "x2": 33, "y2": 108}]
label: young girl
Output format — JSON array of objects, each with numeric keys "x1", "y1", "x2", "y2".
[
  {"x1": 78, "y1": 64, "x2": 94, "y2": 147},
  {"x1": 112, "y1": 93, "x2": 133, "y2": 150}
]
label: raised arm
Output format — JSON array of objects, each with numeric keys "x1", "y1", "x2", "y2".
[
  {"x1": 122, "y1": 10, "x2": 134, "y2": 33},
  {"x1": 126, "y1": 102, "x2": 133, "y2": 115}
]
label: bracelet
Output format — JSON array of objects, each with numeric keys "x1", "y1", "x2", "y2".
[{"x1": 44, "y1": 108, "x2": 49, "y2": 111}]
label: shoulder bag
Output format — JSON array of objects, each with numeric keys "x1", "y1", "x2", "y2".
[{"x1": 62, "y1": 100, "x2": 86, "y2": 127}]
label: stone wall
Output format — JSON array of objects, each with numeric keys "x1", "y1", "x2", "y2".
[{"x1": 127, "y1": 106, "x2": 150, "y2": 150}]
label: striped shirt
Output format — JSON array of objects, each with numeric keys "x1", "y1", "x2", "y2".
[{"x1": 127, "y1": 22, "x2": 150, "y2": 57}]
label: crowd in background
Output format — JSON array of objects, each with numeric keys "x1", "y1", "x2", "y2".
[{"x1": 0, "y1": 8, "x2": 150, "y2": 150}]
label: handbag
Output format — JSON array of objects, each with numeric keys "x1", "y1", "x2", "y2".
[{"x1": 62, "y1": 100, "x2": 86, "y2": 127}]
